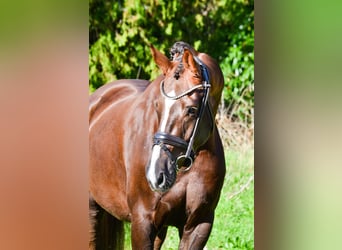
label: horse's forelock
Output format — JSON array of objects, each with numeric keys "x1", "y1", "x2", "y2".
[{"x1": 173, "y1": 62, "x2": 183, "y2": 80}]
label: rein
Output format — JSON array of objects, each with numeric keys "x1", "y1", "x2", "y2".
[{"x1": 153, "y1": 58, "x2": 212, "y2": 172}]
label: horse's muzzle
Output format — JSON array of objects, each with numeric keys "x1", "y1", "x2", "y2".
[{"x1": 146, "y1": 147, "x2": 177, "y2": 193}]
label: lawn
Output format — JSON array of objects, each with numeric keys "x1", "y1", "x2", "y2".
[{"x1": 124, "y1": 149, "x2": 254, "y2": 249}]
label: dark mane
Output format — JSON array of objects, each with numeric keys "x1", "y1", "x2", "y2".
[
  {"x1": 170, "y1": 41, "x2": 193, "y2": 80},
  {"x1": 173, "y1": 63, "x2": 183, "y2": 80},
  {"x1": 170, "y1": 41, "x2": 193, "y2": 60}
]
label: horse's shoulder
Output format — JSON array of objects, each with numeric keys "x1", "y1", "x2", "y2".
[{"x1": 89, "y1": 79, "x2": 150, "y2": 123}]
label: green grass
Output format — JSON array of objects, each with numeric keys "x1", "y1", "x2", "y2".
[
  {"x1": 205, "y1": 149, "x2": 254, "y2": 250},
  {"x1": 124, "y1": 149, "x2": 254, "y2": 249}
]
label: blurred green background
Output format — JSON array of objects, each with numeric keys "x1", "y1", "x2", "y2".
[{"x1": 2, "y1": 0, "x2": 342, "y2": 249}]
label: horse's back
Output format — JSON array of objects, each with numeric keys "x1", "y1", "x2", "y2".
[
  {"x1": 89, "y1": 79, "x2": 150, "y2": 223},
  {"x1": 89, "y1": 79, "x2": 150, "y2": 125}
]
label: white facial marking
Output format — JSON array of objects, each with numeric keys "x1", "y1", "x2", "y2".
[
  {"x1": 147, "y1": 144, "x2": 161, "y2": 187},
  {"x1": 147, "y1": 90, "x2": 176, "y2": 187},
  {"x1": 159, "y1": 90, "x2": 176, "y2": 132}
]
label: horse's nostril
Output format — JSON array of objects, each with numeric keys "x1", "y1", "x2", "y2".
[{"x1": 157, "y1": 173, "x2": 165, "y2": 186}]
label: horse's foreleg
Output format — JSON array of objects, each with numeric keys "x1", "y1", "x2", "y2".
[
  {"x1": 153, "y1": 227, "x2": 168, "y2": 250},
  {"x1": 130, "y1": 214, "x2": 157, "y2": 250},
  {"x1": 178, "y1": 212, "x2": 214, "y2": 250}
]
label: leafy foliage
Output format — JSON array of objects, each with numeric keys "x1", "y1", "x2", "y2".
[{"x1": 89, "y1": 0, "x2": 254, "y2": 122}]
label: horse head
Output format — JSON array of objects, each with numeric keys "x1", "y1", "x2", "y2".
[{"x1": 145, "y1": 44, "x2": 216, "y2": 193}]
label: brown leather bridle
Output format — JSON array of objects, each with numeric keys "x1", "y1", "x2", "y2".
[{"x1": 153, "y1": 58, "x2": 213, "y2": 172}]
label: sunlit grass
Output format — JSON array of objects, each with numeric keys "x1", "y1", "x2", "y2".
[{"x1": 205, "y1": 149, "x2": 254, "y2": 250}]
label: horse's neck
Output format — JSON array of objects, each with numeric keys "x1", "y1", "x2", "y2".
[
  {"x1": 197, "y1": 53, "x2": 224, "y2": 115},
  {"x1": 129, "y1": 76, "x2": 161, "y2": 132}
]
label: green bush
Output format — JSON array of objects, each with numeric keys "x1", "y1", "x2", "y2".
[{"x1": 89, "y1": 0, "x2": 254, "y2": 121}]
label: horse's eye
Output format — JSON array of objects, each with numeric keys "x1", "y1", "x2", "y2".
[{"x1": 186, "y1": 107, "x2": 198, "y2": 117}]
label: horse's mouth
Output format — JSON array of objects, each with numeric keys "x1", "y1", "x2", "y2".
[
  {"x1": 149, "y1": 184, "x2": 169, "y2": 193},
  {"x1": 147, "y1": 170, "x2": 176, "y2": 193}
]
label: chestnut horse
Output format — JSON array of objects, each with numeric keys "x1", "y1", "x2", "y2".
[{"x1": 89, "y1": 42, "x2": 225, "y2": 249}]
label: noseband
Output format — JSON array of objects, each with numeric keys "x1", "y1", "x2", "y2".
[{"x1": 153, "y1": 58, "x2": 213, "y2": 172}]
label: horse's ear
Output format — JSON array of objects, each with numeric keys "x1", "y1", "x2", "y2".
[
  {"x1": 150, "y1": 45, "x2": 171, "y2": 75},
  {"x1": 182, "y1": 49, "x2": 200, "y2": 75}
]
